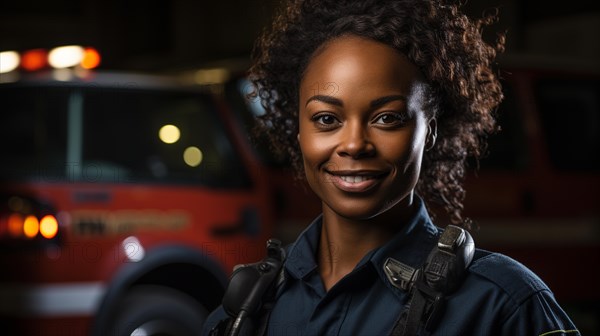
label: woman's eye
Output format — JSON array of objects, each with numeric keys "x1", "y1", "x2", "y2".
[
  {"x1": 374, "y1": 113, "x2": 405, "y2": 126},
  {"x1": 313, "y1": 114, "x2": 339, "y2": 126}
]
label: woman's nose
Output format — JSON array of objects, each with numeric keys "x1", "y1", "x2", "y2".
[{"x1": 336, "y1": 122, "x2": 375, "y2": 159}]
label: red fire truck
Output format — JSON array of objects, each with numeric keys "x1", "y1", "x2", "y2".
[{"x1": 0, "y1": 51, "x2": 277, "y2": 335}]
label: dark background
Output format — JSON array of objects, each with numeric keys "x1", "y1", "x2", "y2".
[{"x1": 1, "y1": 0, "x2": 599, "y2": 71}]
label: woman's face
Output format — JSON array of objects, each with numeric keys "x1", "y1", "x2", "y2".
[{"x1": 298, "y1": 35, "x2": 433, "y2": 221}]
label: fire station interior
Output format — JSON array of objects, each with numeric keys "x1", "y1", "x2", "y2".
[{"x1": 1, "y1": 0, "x2": 599, "y2": 335}]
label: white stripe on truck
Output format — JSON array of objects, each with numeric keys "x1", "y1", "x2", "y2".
[{"x1": 0, "y1": 282, "x2": 105, "y2": 317}]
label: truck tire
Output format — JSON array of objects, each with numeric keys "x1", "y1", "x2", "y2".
[{"x1": 109, "y1": 285, "x2": 208, "y2": 336}]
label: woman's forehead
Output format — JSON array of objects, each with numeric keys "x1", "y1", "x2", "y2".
[{"x1": 300, "y1": 35, "x2": 423, "y2": 101}]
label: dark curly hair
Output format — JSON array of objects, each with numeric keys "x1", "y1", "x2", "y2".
[{"x1": 249, "y1": 0, "x2": 505, "y2": 228}]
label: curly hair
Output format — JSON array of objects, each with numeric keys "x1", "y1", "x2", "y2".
[{"x1": 249, "y1": 0, "x2": 505, "y2": 228}]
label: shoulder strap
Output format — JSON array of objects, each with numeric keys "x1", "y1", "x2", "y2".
[{"x1": 389, "y1": 225, "x2": 475, "y2": 336}]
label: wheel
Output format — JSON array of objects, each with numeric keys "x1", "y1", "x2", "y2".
[{"x1": 108, "y1": 285, "x2": 208, "y2": 336}]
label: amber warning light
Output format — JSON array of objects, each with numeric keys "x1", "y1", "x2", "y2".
[{"x1": 1, "y1": 213, "x2": 59, "y2": 240}]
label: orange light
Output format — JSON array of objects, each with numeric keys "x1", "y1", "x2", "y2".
[
  {"x1": 23, "y1": 215, "x2": 39, "y2": 238},
  {"x1": 40, "y1": 215, "x2": 58, "y2": 239},
  {"x1": 81, "y1": 48, "x2": 101, "y2": 69},
  {"x1": 8, "y1": 213, "x2": 24, "y2": 237},
  {"x1": 21, "y1": 49, "x2": 48, "y2": 71}
]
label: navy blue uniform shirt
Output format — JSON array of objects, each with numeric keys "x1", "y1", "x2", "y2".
[{"x1": 202, "y1": 198, "x2": 579, "y2": 335}]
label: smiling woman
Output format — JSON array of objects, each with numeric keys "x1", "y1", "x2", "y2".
[
  {"x1": 202, "y1": 0, "x2": 580, "y2": 335},
  {"x1": 297, "y1": 36, "x2": 435, "y2": 292},
  {"x1": 299, "y1": 36, "x2": 429, "y2": 224}
]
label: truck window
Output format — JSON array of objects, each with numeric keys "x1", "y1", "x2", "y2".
[
  {"x1": 535, "y1": 78, "x2": 600, "y2": 171},
  {"x1": 1, "y1": 85, "x2": 252, "y2": 188},
  {"x1": 0, "y1": 86, "x2": 69, "y2": 181}
]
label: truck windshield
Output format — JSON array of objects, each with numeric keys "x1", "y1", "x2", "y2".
[{"x1": 0, "y1": 84, "x2": 250, "y2": 188}]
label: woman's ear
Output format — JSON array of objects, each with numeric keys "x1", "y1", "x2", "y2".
[{"x1": 426, "y1": 118, "x2": 437, "y2": 151}]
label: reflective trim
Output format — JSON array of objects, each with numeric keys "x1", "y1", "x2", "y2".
[{"x1": 0, "y1": 282, "x2": 105, "y2": 317}]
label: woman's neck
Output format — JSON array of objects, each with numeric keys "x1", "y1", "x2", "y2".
[{"x1": 318, "y1": 197, "x2": 417, "y2": 291}]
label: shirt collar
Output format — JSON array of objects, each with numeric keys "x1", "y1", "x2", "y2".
[
  {"x1": 283, "y1": 196, "x2": 440, "y2": 297},
  {"x1": 284, "y1": 213, "x2": 323, "y2": 280}
]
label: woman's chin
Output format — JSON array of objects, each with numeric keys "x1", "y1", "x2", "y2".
[
  {"x1": 326, "y1": 203, "x2": 393, "y2": 222},
  {"x1": 324, "y1": 194, "x2": 413, "y2": 223}
]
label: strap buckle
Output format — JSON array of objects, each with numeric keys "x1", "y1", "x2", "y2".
[{"x1": 383, "y1": 257, "x2": 419, "y2": 291}]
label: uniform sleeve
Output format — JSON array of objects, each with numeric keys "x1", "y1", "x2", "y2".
[{"x1": 500, "y1": 289, "x2": 580, "y2": 336}]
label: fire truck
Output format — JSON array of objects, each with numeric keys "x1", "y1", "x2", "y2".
[{"x1": 0, "y1": 47, "x2": 276, "y2": 336}]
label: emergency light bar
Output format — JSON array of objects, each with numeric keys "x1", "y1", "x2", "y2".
[{"x1": 0, "y1": 45, "x2": 101, "y2": 74}]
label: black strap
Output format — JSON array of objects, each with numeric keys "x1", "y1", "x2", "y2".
[
  {"x1": 390, "y1": 225, "x2": 476, "y2": 336},
  {"x1": 391, "y1": 250, "x2": 490, "y2": 336},
  {"x1": 402, "y1": 286, "x2": 429, "y2": 335}
]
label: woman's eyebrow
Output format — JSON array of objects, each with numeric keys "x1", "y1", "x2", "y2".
[
  {"x1": 370, "y1": 95, "x2": 406, "y2": 108},
  {"x1": 305, "y1": 94, "x2": 406, "y2": 108},
  {"x1": 305, "y1": 95, "x2": 343, "y2": 107}
]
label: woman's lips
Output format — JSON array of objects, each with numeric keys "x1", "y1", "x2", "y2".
[{"x1": 326, "y1": 171, "x2": 387, "y2": 193}]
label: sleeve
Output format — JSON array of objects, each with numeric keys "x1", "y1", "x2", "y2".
[{"x1": 500, "y1": 289, "x2": 580, "y2": 336}]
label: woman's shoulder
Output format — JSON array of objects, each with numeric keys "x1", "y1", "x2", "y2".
[
  {"x1": 443, "y1": 250, "x2": 579, "y2": 334},
  {"x1": 467, "y1": 249, "x2": 550, "y2": 302}
]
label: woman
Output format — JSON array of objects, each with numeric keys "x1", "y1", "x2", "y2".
[{"x1": 203, "y1": 0, "x2": 579, "y2": 335}]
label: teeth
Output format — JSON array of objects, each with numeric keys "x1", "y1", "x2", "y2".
[{"x1": 340, "y1": 175, "x2": 372, "y2": 183}]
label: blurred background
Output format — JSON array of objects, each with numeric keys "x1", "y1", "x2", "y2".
[
  {"x1": 1, "y1": 0, "x2": 599, "y2": 71},
  {"x1": 1, "y1": 0, "x2": 599, "y2": 335}
]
